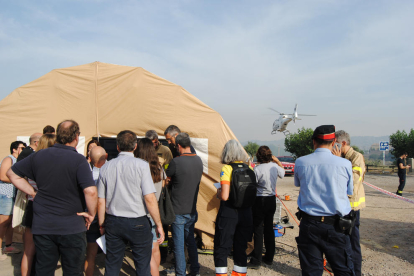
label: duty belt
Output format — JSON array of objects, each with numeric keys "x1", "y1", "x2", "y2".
[{"x1": 300, "y1": 211, "x2": 337, "y2": 225}]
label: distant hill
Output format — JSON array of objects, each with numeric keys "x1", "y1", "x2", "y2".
[{"x1": 242, "y1": 135, "x2": 390, "y2": 156}]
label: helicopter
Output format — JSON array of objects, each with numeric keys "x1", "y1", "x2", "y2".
[{"x1": 270, "y1": 104, "x2": 316, "y2": 135}]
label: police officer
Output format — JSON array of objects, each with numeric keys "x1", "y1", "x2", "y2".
[
  {"x1": 294, "y1": 125, "x2": 355, "y2": 276},
  {"x1": 333, "y1": 130, "x2": 366, "y2": 276}
]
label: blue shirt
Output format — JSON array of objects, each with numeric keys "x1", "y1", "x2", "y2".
[
  {"x1": 12, "y1": 144, "x2": 95, "y2": 235},
  {"x1": 294, "y1": 148, "x2": 353, "y2": 217}
]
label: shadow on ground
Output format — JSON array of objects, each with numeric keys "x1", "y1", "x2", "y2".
[{"x1": 360, "y1": 217, "x2": 414, "y2": 264}]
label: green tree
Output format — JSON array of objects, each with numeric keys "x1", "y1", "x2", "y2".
[
  {"x1": 244, "y1": 141, "x2": 260, "y2": 159},
  {"x1": 351, "y1": 145, "x2": 364, "y2": 155},
  {"x1": 389, "y1": 129, "x2": 414, "y2": 159},
  {"x1": 284, "y1": 127, "x2": 314, "y2": 159}
]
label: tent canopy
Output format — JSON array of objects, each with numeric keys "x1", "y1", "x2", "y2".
[{"x1": 0, "y1": 61, "x2": 238, "y2": 248}]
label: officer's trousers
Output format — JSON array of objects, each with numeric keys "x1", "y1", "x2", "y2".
[
  {"x1": 296, "y1": 217, "x2": 355, "y2": 276},
  {"x1": 214, "y1": 202, "x2": 253, "y2": 275}
]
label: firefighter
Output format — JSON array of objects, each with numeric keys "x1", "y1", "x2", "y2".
[{"x1": 333, "y1": 130, "x2": 365, "y2": 276}]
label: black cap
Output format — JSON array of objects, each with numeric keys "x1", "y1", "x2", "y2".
[{"x1": 312, "y1": 125, "x2": 335, "y2": 140}]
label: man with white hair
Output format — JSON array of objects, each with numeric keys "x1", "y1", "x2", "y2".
[
  {"x1": 333, "y1": 130, "x2": 365, "y2": 276},
  {"x1": 145, "y1": 130, "x2": 173, "y2": 169}
]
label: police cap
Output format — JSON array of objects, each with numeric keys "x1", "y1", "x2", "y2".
[{"x1": 312, "y1": 125, "x2": 335, "y2": 140}]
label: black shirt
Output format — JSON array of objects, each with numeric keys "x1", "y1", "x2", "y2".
[
  {"x1": 166, "y1": 153, "x2": 203, "y2": 215},
  {"x1": 397, "y1": 158, "x2": 406, "y2": 176},
  {"x1": 170, "y1": 143, "x2": 196, "y2": 158},
  {"x1": 11, "y1": 144, "x2": 95, "y2": 235},
  {"x1": 17, "y1": 146, "x2": 35, "y2": 162}
]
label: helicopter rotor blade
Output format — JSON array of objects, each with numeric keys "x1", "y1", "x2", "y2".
[
  {"x1": 268, "y1": 108, "x2": 282, "y2": 114},
  {"x1": 297, "y1": 114, "x2": 316, "y2": 116}
]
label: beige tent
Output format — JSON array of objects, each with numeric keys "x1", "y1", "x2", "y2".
[{"x1": 0, "y1": 61, "x2": 238, "y2": 248}]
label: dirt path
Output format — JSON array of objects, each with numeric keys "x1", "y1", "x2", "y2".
[{"x1": 1, "y1": 173, "x2": 413, "y2": 275}]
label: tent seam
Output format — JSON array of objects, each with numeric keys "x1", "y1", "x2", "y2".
[{"x1": 95, "y1": 62, "x2": 100, "y2": 140}]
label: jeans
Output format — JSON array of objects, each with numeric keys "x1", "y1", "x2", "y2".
[
  {"x1": 350, "y1": 210, "x2": 362, "y2": 276},
  {"x1": 33, "y1": 232, "x2": 86, "y2": 276},
  {"x1": 105, "y1": 215, "x2": 152, "y2": 276},
  {"x1": 251, "y1": 196, "x2": 276, "y2": 264},
  {"x1": 171, "y1": 212, "x2": 200, "y2": 276},
  {"x1": 296, "y1": 218, "x2": 354, "y2": 276}
]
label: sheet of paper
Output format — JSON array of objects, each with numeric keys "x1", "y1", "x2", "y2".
[
  {"x1": 214, "y1": 183, "x2": 221, "y2": 189},
  {"x1": 96, "y1": 234, "x2": 106, "y2": 254}
]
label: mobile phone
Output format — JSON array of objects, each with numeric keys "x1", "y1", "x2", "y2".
[{"x1": 335, "y1": 143, "x2": 341, "y2": 150}]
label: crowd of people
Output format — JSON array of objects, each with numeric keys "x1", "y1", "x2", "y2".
[{"x1": 0, "y1": 120, "x2": 386, "y2": 276}]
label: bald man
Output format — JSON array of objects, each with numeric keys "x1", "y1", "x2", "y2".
[
  {"x1": 8, "y1": 120, "x2": 97, "y2": 276},
  {"x1": 17, "y1": 133, "x2": 42, "y2": 162},
  {"x1": 90, "y1": 146, "x2": 107, "y2": 171},
  {"x1": 85, "y1": 146, "x2": 107, "y2": 276}
]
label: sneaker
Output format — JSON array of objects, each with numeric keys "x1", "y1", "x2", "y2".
[
  {"x1": 247, "y1": 261, "x2": 260, "y2": 269},
  {"x1": 0, "y1": 249, "x2": 8, "y2": 261},
  {"x1": 3, "y1": 245, "x2": 21, "y2": 254}
]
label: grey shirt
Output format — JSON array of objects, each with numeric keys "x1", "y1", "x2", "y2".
[
  {"x1": 98, "y1": 152, "x2": 156, "y2": 218},
  {"x1": 254, "y1": 162, "x2": 285, "y2": 196}
]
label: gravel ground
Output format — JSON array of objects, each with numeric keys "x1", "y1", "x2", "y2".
[{"x1": 1, "y1": 173, "x2": 413, "y2": 275}]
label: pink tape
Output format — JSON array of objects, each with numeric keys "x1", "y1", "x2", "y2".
[{"x1": 363, "y1": 181, "x2": 414, "y2": 205}]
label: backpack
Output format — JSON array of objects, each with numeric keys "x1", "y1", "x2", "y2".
[{"x1": 228, "y1": 163, "x2": 257, "y2": 208}]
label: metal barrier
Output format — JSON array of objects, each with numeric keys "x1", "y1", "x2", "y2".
[{"x1": 365, "y1": 165, "x2": 396, "y2": 174}]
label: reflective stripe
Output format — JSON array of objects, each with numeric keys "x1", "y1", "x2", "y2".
[
  {"x1": 164, "y1": 164, "x2": 169, "y2": 170},
  {"x1": 160, "y1": 241, "x2": 168, "y2": 247},
  {"x1": 233, "y1": 265, "x2": 247, "y2": 273},
  {"x1": 350, "y1": 197, "x2": 365, "y2": 207},
  {"x1": 352, "y1": 166, "x2": 363, "y2": 181},
  {"x1": 215, "y1": 267, "x2": 227, "y2": 274},
  {"x1": 231, "y1": 271, "x2": 246, "y2": 276}
]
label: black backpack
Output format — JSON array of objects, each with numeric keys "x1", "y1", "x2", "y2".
[{"x1": 228, "y1": 163, "x2": 257, "y2": 208}]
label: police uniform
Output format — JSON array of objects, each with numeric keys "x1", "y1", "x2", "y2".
[
  {"x1": 344, "y1": 147, "x2": 366, "y2": 276},
  {"x1": 294, "y1": 125, "x2": 355, "y2": 276},
  {"x1": 214, "y1": 162, "x2": 253, "y2": 276}
]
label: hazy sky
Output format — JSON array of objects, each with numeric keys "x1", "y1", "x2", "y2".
[{"x1": 1, "y1": 0, "x2": 413, "y2": 142}]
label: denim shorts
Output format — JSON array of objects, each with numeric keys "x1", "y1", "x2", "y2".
[
  {"x1": 149, "y1": 217, "x2": 157, "y2": 242},
  {"x1": 0, "y1": 194, "x2": 14, "y2": 215}
]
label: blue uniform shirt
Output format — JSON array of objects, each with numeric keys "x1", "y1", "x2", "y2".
[{"x1": 294, "y1": 148, "x2": 353, "y2": 217}]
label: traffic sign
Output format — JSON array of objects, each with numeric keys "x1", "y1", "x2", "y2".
[{"x1": 379, "y1": 141, "x2": 389, "y2": 151}]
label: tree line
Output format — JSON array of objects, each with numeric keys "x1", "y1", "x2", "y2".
[{"x1": 244, "y1": 127, "x2": 413, "y2": 160}]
